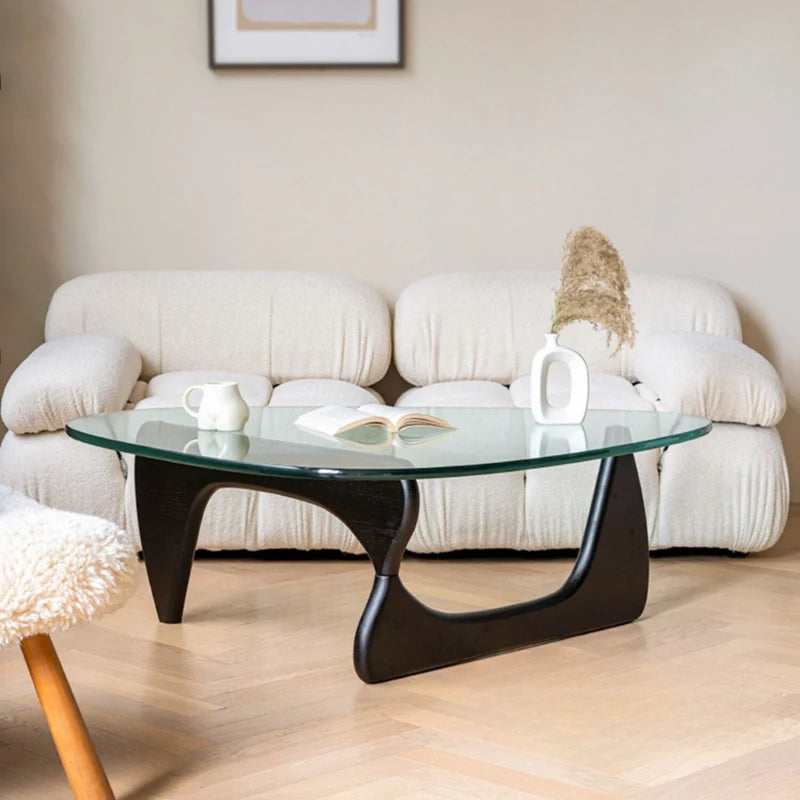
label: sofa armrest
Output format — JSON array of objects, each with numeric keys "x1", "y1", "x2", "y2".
[
  {"x1": 1, "y1": 333, "x2": 142, "y2": 434},
  {"x1": 633, "y1": 331, "x2": 785, "y2": 426}
]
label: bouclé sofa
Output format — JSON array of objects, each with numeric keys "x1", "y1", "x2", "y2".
[
  {"x1": 0, "y1": 270, "x2": 789, "y2": 554},
  {"x1": 392, "y1": 272, "x2": 788, "y2": 552}
]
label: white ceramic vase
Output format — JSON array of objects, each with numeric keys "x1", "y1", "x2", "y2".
[{"x1": 530, "y1": 333, "x2": 589, "y2": 424}]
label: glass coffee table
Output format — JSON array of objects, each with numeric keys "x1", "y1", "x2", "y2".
[{"x1": 67, "y1": 407, "x2": 710, "y2": 683}]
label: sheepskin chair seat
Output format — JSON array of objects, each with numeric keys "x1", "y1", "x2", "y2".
[{"x1": 0, "y1": 483, "x2": 136, "y2": 800}]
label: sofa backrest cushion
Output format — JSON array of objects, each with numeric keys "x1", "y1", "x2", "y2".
[
  {"x1": 393, "y1": 271, "x2": 742, "y2": 385},
  {"x1": 45, "y1": 271, "x2": 392, "y2": 386}
]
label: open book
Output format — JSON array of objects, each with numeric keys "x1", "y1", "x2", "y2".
[{"x1": 295, "y1": 404, "x2": 455, "y2": 444}]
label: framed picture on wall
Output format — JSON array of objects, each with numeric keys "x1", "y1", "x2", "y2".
[{"x1": 209, "y1": 0, "x2": 404, "y2": 68}]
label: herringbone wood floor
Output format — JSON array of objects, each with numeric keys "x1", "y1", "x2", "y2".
[{"x1": 2, "y1": 506, "x2": 799, "y2": 799}]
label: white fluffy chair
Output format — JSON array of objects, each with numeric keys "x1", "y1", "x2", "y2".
[{"x1": 0, "y1": 484, "x2": 136, "y2": 799}]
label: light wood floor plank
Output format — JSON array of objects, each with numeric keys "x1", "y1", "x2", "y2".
[{"x1": 1, "y1": 505, "x2": 798, "y2": 797}]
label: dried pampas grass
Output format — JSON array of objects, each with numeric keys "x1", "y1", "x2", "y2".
[{"x1": 550, "y1": 227, "x2": 636, "y2": 355}]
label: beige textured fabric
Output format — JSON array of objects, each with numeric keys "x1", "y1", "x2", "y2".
[
  {"x1": 269, "y1": 379, "x2": 381, "y2": 407},
  {"x1": 147, "y1": 371, "x2": 273, "y2": 405},
  {"x1": 633, "y1": 332, "x2": 786, "y2": 426},
  {"x1": 410, "y1": 473, "x2": 525, "y2": 552},
  {"x1": 115, "y1": 419, "x2": 786, "y2": 553},
  {"x1": 134, "y1": 396, "x2": 187, "y2": 410},
  {"x1": 524, "y1": 451, "x2": 661, "y2": 549},
  {"x1": 397, "y1": 374, "x2": 653, "y2": 415},
  {"x1": 126, "y1": 380, "x2": 148, "y2": 408},
  {"x1": 137, "y1": 371, "x2": 272, "y2": 410},
  {"x1": 393, "y1": 382, "x2": 659, "y2": 551},
  {"x1": 123, "y1": 459, "x2": 362, "y2": 553},
  {"x1": 0, "y1": 432, "x2": 127, "y2": 528},
  {"x1": 394, "y1": 271, "x2": 742, "y2": 385},
  {"x1": 654, "y1": 423, "x2": 789, "y2": 551},
  {"x1": 201, "y1": 490, "x2": 362, "y2": 552},
  {"x1": 395, "y1": 380, "x2": 525, "y2": 551},
  {"x1": 1, "y1": 333, "x2": 142, "y2": 434},
  {"x1": 509, "y1": 372, "x2": 653, "y2": 411},
  {"x1": 397, "y1": 381, "x2": 514, "y2": 408},
  {"x1": 45, "y1": 270, "x2": 391, "y2": 385},
  {"x1": 1, "y1": 270, "x2": 786, "y2": 555}
]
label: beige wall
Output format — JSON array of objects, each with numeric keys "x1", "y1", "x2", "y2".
[{"x1": 0, "y1": 0, "x2": 798, "y2": 499}]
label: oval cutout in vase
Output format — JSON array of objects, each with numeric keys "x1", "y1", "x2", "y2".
[{"x1": 530, "y1": 333, "x2": 589, "y2": 424}]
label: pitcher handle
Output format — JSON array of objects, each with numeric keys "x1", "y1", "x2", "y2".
[{"x1": 182, "y1": 385, "x2": 204, "y2": 419}]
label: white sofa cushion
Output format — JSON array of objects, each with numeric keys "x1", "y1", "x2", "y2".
[
  {"x1": 524, "y1": 448, "x2": 661, "y2": 549},
  {"x1": 1, "y1": 333, "x2": 142, "y2": 434},
  {"x1": 515, "y1": 372, "x2": 659, "y2": 545},
  {"x1": 395, "y1": 385, "x2": 524, "y2": 552},
  {"x1": 509, "y1": 372, "x2": 653, "y2": 411},
  {"x1": 0, "y1": 431, "x2": 127, "y2": 528},
  {"x1": 136, "y1": 371, "x2": 273, "y2": 410},
  {"x1": 410, "y1": 473, "x2": 526, "y2": 552},
  {"x1": 147, "y1": 371, "x2": 272, "y2": 403},
  {"x1": 397, "y1": 381, "x2": 514, "y2": 408},
  {"x1": 45, "y1": 270, "x2": 391, "y2": 386},
  {"x1": 394, "y1": 271, "x2": 742, "y2": 385},
  {"x1": 655, "y1": 423, "x2": 788, "y2": 551},
  {"x1": 123, "y1": 459, "x2": 363, "y2": 553},
  {"x1": 269, "y1": 379, "x2": 380, "y2": 407},
  {"x1": 633, "y1": 331, "x2": 786, "y2": 426}
]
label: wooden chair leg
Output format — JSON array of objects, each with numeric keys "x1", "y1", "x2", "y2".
[{"x1": 19, "y1": 633, "x2": 115, "y2": 800}]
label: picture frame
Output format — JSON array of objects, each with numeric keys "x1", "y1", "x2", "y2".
[{"x1": 208, "y1": 0, "x2": 404, "y2": 69}]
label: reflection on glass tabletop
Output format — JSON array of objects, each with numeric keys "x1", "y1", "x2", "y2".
[{"x1": 67, "y1": 407, "x2": 711, "y2": 481}]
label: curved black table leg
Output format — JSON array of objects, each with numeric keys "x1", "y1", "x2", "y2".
[
  {"x1": 135, "y1": 456, "x2": 219, "y2": 623},
  {"x1": 134, "y1": 456, "x2": 417, "y2": 623},
  {"x1": 354, "y1": 454, "x2": 649, "y2": 683},
  {"x1": 135, "y1": 453, "x2": 648, "y2": 684}
]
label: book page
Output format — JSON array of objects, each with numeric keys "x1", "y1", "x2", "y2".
[
  {"x1": 295, "y1": 406, "x2": 387, "y2": 436},
  {"x1": 358, "y1": 404, "x2": 454, "y2": 431},
  {"x1": 356, "y1": 404, "x2": 402, "y2": 425}
]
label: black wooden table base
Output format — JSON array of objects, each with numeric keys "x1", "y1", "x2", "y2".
[{"x1": 135, "y1": 454, "x2": 649, "y2": 683}]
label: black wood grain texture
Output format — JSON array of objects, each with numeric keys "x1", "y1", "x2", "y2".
[
  {"x1": 134, "y1": 457, "x2": 418, "y2": 623},
  {"x1": 354, "y1": 454, "x2": 649, "y2": 682},
  {"x1": 135, "y1": 454, "x2": 649, "y2": 683}
]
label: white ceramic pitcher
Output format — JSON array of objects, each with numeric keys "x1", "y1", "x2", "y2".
[{"x1": 182, "y1": 381, "x2": 250, "y2": 431}]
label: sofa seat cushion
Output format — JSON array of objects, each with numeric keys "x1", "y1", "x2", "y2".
[
  {"x1": 509, "y1": 372, "x2": 654, "y2": 411},
  {"x1": 396, "y1": 395, "x2": 524, "y2": 551},
  {"x1": 0, "y1": 431, "x2": 127, "y2": 528},
  {"x1": 136, "y1": 371, "x2": 272, "y2": 409},
  {"x1": 122, "y1": 460, "x2": 363, "y2": 553},
  {"x1": 409, "y1": 473, "x2": 525, "y2": 552},
  {"x1": 397, "y1": 381, "x2": 514, "y2": 408},
  {"x1": 654, "y1": 423, "x2": 788, "y2": 551},
  {"x1": 268, "y1": 379, "x2": 380, "y2": 407},
  {"x1": 524, "y1": 447, "x2": 661, "y2": 548}
]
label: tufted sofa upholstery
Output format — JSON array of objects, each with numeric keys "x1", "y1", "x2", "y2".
[
  {"x1": 393, "y1": 272, "x2": 788, "y2": 552},
  {"x1": 0, "y1": 271, "x2": 391, "y2": 552},
  {"x1": 0, "y1": 269, "x2": 789, "y2": 553}
]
